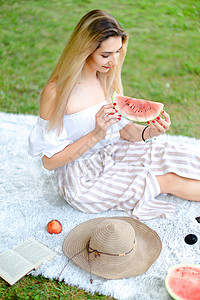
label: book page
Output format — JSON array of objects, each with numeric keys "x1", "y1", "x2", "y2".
[
  {"x1": 0, "y1": 250, "x2": 34, "y2": 285},
  {"x1": 13, "y1": 238, "x2": 57, "y2": 269}
]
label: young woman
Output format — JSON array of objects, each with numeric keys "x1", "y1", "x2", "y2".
[{"x1": 29, "y1": 10, "x2": 200, "y2": 220}]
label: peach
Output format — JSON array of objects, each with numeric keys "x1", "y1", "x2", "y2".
[{"x1": 47, "y1": 219, "x2": 62, "y2": 234}]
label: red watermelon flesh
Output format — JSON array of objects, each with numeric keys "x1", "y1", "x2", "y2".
[
  {"x1": 112, "y1": 91, "x2": 164, "y2": 122},
  {"x1": 165, "y1": 264, "x2": 200, "y2": 300}
]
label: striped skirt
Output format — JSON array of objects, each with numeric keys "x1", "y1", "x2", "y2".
[{"x1": 56, "y1": 138, "x2": 200, "y2": 220}]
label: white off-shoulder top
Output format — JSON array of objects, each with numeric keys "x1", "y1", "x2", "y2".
[{"x1": 28, "y1": 101, "x2": 130, "y2": 159}]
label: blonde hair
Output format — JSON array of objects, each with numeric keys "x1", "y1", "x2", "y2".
[{"x1": 43, "y1": 9, "x2": 128, "y2": 130}]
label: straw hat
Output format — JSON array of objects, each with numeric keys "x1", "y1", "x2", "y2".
[{"x1": 62, "y1": 217, "x2": 162, "y2": 280}]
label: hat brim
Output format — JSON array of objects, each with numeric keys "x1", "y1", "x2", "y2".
[{"x1": 62, "y1": 217, "x2": 162, "y2": 279}]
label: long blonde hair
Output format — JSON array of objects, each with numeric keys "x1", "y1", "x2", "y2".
[{"x1": 43, "y1": 9, "x2": 128, "y2": 130}]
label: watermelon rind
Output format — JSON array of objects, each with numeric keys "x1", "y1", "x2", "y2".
[
  {"x1": 165, "y1": 263, "x2": 200, "y2": 300},
  {"x1": 112, "y1": 91, "x2": 164, "y2": 122}
]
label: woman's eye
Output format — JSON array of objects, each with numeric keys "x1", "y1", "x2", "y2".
[{"x1": 102, "y1": 55, "x2": 109, "y2": 58}]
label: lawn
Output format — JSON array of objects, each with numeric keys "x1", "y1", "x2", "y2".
[{"x1": 0, "y1": 0, "x2": 200, "y2": 299}]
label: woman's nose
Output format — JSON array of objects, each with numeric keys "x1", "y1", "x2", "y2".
[{"x1": 110, "y1": 54, "x2": 118, "y2": 66}]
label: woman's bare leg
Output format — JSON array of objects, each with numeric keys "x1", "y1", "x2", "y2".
[{"x1": 156, "y1": 173, "x2": 200, "y2": 201}]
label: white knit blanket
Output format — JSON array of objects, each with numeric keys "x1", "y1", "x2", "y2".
[{"x1": 0, "y1": 111, "x2": 200, "y2": 300}]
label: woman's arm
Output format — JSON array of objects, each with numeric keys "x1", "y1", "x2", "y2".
[
  {"x1": 42, "y1": 105, "x2": 120, "y2": 170},
  {"x1": 42, "y1": 130, "x2": 100, "y2": 171},
  {"x1": 120, "y1": 111, "x2": 171, "y2": 142},
  {"x1": 40, "y1": 85, "x2": 120, "y2": 170},
  {"x1": 120, "y1": 123, "x2": 149, "y2": 142}
]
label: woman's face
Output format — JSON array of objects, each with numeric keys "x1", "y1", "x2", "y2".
[{"x1": 86, "y1": 36, "x2": 123, "y2": 73}]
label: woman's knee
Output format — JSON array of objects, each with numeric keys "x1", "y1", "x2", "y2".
[{"x1": 156, "y1": 172, "x2": 177, "y2": 194}]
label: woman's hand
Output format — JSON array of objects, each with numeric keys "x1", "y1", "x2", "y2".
[
  {"x1": 93, "y1": 104, "x2": 121, "y2": 141},
  {"x1": 147, "y1": 110, "x2": 171, "y2": 138}
]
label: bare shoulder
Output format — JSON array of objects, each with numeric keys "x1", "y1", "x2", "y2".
[{"x1": 39, "y1": 82, "x2": 57, "y2": 120}]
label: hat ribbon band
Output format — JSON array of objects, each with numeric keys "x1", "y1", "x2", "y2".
[
  {"x1": 59, "y1": 241, "x2": 135, "y2": 284},
  {"x1": 88, "y1": 240, "x2": 135, "y2": 258}
]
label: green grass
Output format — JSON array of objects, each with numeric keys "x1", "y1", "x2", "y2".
[
  {"x1": 0, "y1": 275, "x2": 114, "y2": 299},
  {"x1": 1, "y1": 0, "x2": 200, "y2": 138},
  {"x1": 0, "y1": 0, "x2": 200, "y2": 298}
]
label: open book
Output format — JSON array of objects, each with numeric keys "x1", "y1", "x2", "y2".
[{"x1": 0, "y1": 238, "x2": 57, "y2": 285}]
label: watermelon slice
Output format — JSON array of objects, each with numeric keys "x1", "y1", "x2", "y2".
[
  {"x1": 112, "y1": 91, "x2": 164, "y2": 122},
  {"x1": 165, "y1": 263, "x2": 200, "y2": 300}
]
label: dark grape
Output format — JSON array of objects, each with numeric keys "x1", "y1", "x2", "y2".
[{"x1": 184, "y1": 234, "x2": 198, "y2": 245}]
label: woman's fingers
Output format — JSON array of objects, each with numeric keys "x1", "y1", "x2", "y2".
[
  {"x1": 159, "y1": 110, "x2": 171, "y2": 130},
  {"x1": 96, "y1": 104, "x2": 120, "y2": 123},
  {"x1": 94, "y1": 104, "x2": 121, "y2": 140},
  {"x1": 150, "y1": 120, "x2": 166, "y2": 133},
  {"x1": 161, "y1": 110, "x2": 171, "y2": 123},
  {"x1": 96, "y1": 104, "x2": 114, "y2": 115},
  {"x1": 103, "y1": 112, "x2": 121, "y2": 122},
  {"x1": 148, "y1": 110, "x2": 171, "y2": 135}
]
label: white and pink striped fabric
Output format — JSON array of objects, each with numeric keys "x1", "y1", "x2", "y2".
[
  {"x1": 29, "y1": 102, "x2": 200, "y2": 220},
  {"x1": 56, "y1": 138, "x2": 200, "y2": 220}
]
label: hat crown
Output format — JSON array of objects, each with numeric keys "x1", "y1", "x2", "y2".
[{"x1": 90, "y1": 219, "x2": 135, "y2": 254}]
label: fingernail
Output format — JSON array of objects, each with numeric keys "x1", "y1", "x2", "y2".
[
  {"x1": 152, "y1": 120, "x2": 156, "y2": 123},
  {"x1": 147, "y1": 121, "x2": 150, "y2": 124},
  {"x1": 162, "y1": 110, "x2": 165, "y2": 114},
  {"x1": 115, "y1": 109, "x2": 118, "y2": 112},
  {"x1": 157, "y1": 116, "x2": 160, "y2": 120},
  {"x1": 113, "y1": 103, "x2": 116, "y2": 106},
  {"x1": 118, "y1": 117, "x2": 121, "y2": 120}
]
